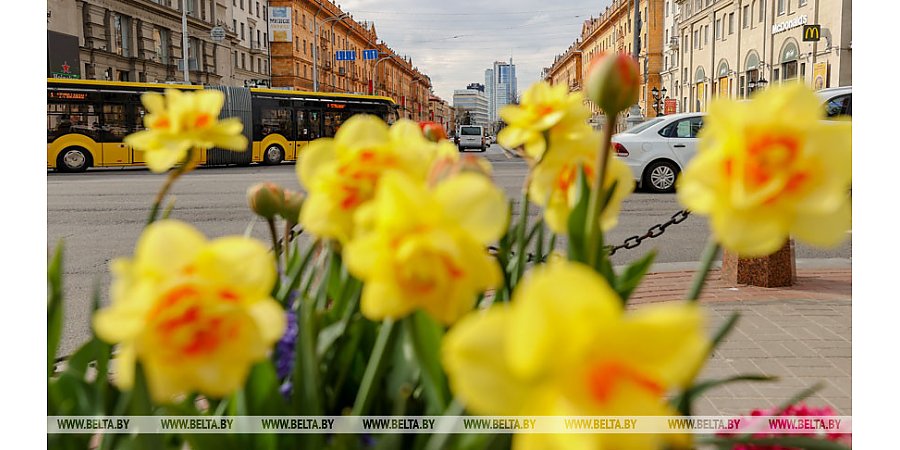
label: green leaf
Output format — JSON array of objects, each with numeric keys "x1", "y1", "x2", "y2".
[
  {"x1": 674, "y1": 374, "x2": 779, "y2": 415},
  {"x1": 566, "y1": 165, "x2": 591, "y2": 263},
  {"x1": 276, "y1": 239, "x2": 319, "y2": 306},
  {"x1": 245, "y1": 361, "x2": 284, "y2": 415},
  {"x1": 48, "y1": 241, "x2": 64, "y2": 377},
  {"x1": 352, "y1": 319, "x2": 399, "y2": 416},
  {"x1": 404, "y1": 312, "x2": 450, "y2": 414},
  {"x1": 293, "y1": 296, "x2": 324, "y2": 416},
  {"x1": 614, "y1": 251, "x2": 656, "y2": 303},
  {"x1": 701, "y1": 436, "x2": 850, "y2": 450}
]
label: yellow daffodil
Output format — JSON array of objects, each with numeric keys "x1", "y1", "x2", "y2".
[
  {"x1": 497, "y1": 81, "x2": 592, "y2": 160},
  {"x1": 93, "y1": 220, "x2": 285, "y2": 402},
  {"x1": 529, "y1": 127, "x2": 634, "y2": 234},
  {"x1": 297, "y1": 115, "x2": 437, "y2": 242},
  {"x1": 125, "y1": 89, "x2": 248, "y2": 173},
  {"x1": 677, "y1": 83, "x2": 852, "y2": 256},
  {"x1": 344, "y1": 171, "x2": 507, "y2": 325},
  {"x1": 443, "y1": 261, "x2": 706, "y2": 450}
]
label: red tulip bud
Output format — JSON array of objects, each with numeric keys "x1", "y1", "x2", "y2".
[
  {"x1": 585, "y1": 53, "x2": 640, "y2": 116},
  {"x1": 279, "y1": 190, "x2": 305, "y2": 224},
  {"x1": 247, "y1": 182, "x2": 285, "y2": 220},
  {"x1": 419, "y1": 121, "x2": 448, "y2": 142}
]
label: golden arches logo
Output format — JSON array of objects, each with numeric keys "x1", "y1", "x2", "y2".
[{"x1": 803, "y1": 25, "x2": 821, "y2": 42}]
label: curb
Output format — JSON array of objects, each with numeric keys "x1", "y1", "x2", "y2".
[{"x1": 617, "y1": 257, "x2": 851, "y2": 274}]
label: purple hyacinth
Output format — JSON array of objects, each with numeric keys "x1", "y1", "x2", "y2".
[{"x1": 274, "y1": 307, "x2": 299, "y2": 394}]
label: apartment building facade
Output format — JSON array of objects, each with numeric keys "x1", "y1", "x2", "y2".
[
  {"x1": 672, "y1": 0, "x2": 851, "y2": 113},
  {"x1": 267, "y1": 0, "x2": 434, "y2": 121},
  {"x1": 47, "y1": 0, "x2": 246, "y2": 85}
]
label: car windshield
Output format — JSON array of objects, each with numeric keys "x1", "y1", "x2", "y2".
[
  {"x1": 460, "y1": 127, "x2": 481, "y2": 136},
  {"x1": 622, "y1": 118, "x2": 665, "y2": 134}
]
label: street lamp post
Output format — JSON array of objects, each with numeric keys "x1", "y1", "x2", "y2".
[
  {"x1": 181, "y1": 0, "x2": 190, "y2": 83},
  {"x1": 372, "y1": 54, "x2": 395, "y2": 97},
  {"x1": 329, "y1": 13, "x2": 349, "y2": 92},
  {"x1": 313, "y1": 12, "x2": 349, "y2": 92},
  {"x1": 651, "y1": 86, "x2": 667, "y2": 116}
]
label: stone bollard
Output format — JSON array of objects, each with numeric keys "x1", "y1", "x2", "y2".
[{"x1": 721, "y1": 239, "x2": 796, "y2": 287}]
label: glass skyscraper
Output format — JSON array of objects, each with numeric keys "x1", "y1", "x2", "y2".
[{"x1": 484, "y1": 58, "x2": 517, "y2": 131}]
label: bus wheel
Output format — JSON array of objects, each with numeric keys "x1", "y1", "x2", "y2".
[
  {"x1": 263, "y1": 144, "x2": 284, "y2": 165},
  {"x1": 57, "y1": 147, "x2": 91, "y2": 173}
]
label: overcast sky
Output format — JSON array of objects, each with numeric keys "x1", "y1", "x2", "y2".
[{"x1": 338, "y1": 0, "x2": 613, "y2": 102}]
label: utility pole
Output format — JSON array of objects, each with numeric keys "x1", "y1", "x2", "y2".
[
  {"x1": 313, "y1": 1, "x2": 324, "y2": 91},
  {"x1": 182, "y1": 0, "x2": 190, "y2": 83}
]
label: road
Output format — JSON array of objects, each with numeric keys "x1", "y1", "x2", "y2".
[{"x1": 48, "y1": 144, "x2": 851, "y2": 354}]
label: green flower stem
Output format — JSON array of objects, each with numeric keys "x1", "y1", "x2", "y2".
[
  {"x1": 266, "y1": 217, "x2": 281, "y2": 274},
  {"x1": 146, "y1": 150, "x2": 194, "y2": 226},
  {"x1": 403, "y1": 316, "x2": 449, "y2": 412},
  {"x1": 351, "y1": 319, "x2": 398, "y2": 416},
  {"x1": 687, "y1": 238, "x2": 721, "y2": 301},
  {"x1": 585, "y1": 113, "x2": 616, "y2": 267},
  {"x1": 513, "y1": 188, "x2": 530, "y2": 285}
]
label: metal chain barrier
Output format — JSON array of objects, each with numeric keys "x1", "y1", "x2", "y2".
[
  {"x1": 487, "y1": 209, "x2": 692, "y2": 262},
  {"x1": 607, "y1": 209, "x2": 691, "y2": 256}
]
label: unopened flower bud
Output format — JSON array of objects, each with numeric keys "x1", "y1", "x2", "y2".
[
  {"x1": 279, "y1": 190, "x2": 305, "y2": 224},
  {"x1": 247, "y1": 182, "x2": 285, "y2": 220},
  {"x1": 419, "y1": 121, "x2": 448, "y2": 142},
  {"x1": 585, "y1": 53, "x2": 640, "y2": 116}
]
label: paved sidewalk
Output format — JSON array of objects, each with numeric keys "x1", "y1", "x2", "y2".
[{"x1": 631, "y1": 268, "x2": 851, "y2": 416}]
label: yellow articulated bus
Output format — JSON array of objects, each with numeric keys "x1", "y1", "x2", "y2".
[{"x1": 48, "y1": 78, "x2": 398, "y2": 172}]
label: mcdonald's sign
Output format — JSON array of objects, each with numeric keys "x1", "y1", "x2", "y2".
[{"x1": 803, "y1": 25, "x2": 821, "y2": 42}]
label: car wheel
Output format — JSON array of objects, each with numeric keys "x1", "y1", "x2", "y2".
[
  {"x1": 479, "y1": 146, "x2": 486, "y2": 152},
  {"x1": 263, "y1": 144, "x2": 284, "y2": 165},
  {"x1": 56, "y1": 147, "x2": 91, "y2": 173},
  {"x1": 643, "y1": 160, "x2": 679, "y2": 193}
]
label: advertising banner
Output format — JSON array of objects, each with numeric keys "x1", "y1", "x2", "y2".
[
  {"x1": 268, "y1": 7, "x2": 292, "y2": 42},
  {"x1": 813, "y1": 61, "x2": 828, "y2": 90},
  {"x1": 48, "y1": 31, "x2": 81, "y2": 79},
  {"x1": 664, "y1": 98, "x2": 677, "y2": 115}
]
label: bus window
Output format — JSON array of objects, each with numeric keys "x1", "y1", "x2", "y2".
[
  {"x1": 323, "y1": 111, "x2": 346, "y2": 138},
  {"x1": 307, "y1": 111, "x2": 321, "y2": 140},
  {"x1": 101, "y1": 104, "x2": 129, "y2": 142},
  {"x1": 260, "y1": 107, "x2": 293, "y2": 139},
  {"x1": 48, "y1": 102, "x2": 100, "y2": 142}
]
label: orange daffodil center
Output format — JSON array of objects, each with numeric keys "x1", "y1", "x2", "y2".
[
  {"x1": 344, "y1": 171, "x2": 507, "y2": 325},
  {"x1": 125, "y1": 89, "x2": 248, "y2": 173},
  {"x1": 93, "y1": 220, "x2": 285, "y2": 403},
  {"x1": 297, "y1": 115, "x2": 440, "y2": 243},
  {"x1": 442, "y1": 261, "x2": 707, "y2": 450},
  {"x1": 529, "y1": 127, "x2": 634, "y2": 234},
  {"x1": 497, "y1": 81, "x2": 592, "y2": 160},
  {"x1": 677, "y1": 83, "x2": 851, "y2": 256}
]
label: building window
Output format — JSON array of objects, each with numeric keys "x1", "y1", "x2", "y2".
[
  {"x1": 704, "y1": 26, "x2": 708, "y2": 45},
  {"x1": 190, "y1": 37, "x2": 202, "y2": 70},
  {"x1": 153, "y1": 27, "x2": 170, "y2": 64},
  {"x1": 760, "y1": 1, "x2": 766, "y2": 22},
  {"x1": 303, "y1": 39, "x2": 307, "y2": 54},
  {"x1": 799, "y1": 0, "x2": 808, "y2": 5},
  {"x1": 693, "y1": 30, "x2": 699, "y2": 49},
  {"x1": 241, "y1": 52, "x2": 246, "y2": 69},
  {"x1": 233, "y1": 51, "x2": 238, "y2": 68},
  {"x1": 110, "y1": 14, "x2": 132, "y2": 57},
  {"x1": 240, "y1": 0, "x2": 244, "y2": 10},
  {"x1": 777, "y1": 0, "x2": 786, "y2": 15},
  {"x1": 715, "y1": 19, "x2": 721, "y2": 39},
  {"x1": 232, "y1": 19, "x2": 237, "y2": 32},
  {"x1": 729, "y1": 13, "x2": 735, "y2": 34},
  {"x1": 743, "y1": 5, "x2": 750, "y2": 28}
]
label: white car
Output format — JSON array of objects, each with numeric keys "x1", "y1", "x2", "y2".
[
  {"x1": 816, "y1": 86, "x2": 851, "y2": 118},
  {"x1": 611, "y1": 113, "x2": 705, "y2": 193}
]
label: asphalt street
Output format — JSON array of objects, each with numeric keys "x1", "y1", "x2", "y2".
[{"x1": 47, "y1": 144, "x2": 851, "y2": 355}]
